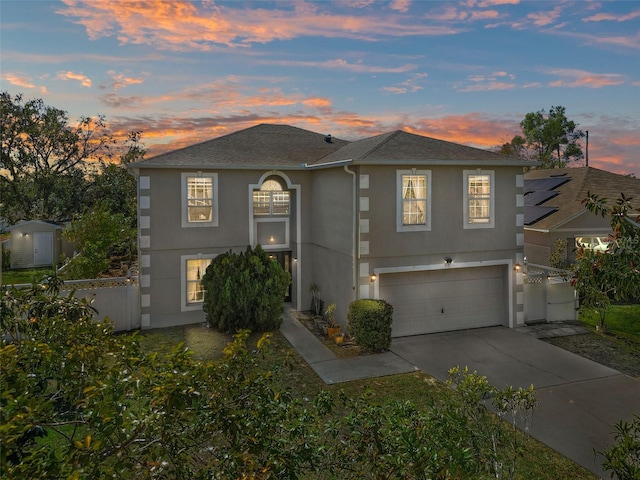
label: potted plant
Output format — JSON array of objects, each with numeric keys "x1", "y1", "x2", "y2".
[{"x1": 325, "y1": 303, "x2": 340, "y2": 338}]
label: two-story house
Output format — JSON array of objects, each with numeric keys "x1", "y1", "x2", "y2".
[{"x1": 129, "y1": 124, "x2": 534, "y2": 336}]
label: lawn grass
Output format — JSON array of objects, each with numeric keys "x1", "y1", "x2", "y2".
[
  {"x1": 580, "y1": 303, "x2": 640, "y2": 342},
  {"x1": 138, "y1": 324, "x2": 597, "y2": 480},
  {"x1": 1, "y1": 267, "x2": 56, "y2": 285}
]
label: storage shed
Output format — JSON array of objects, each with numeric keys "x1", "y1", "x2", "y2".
[{"x1": 7, "y1": 220, "x2": 75, "y2": 269}]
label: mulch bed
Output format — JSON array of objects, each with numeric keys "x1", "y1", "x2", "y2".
[{"x1": 294, "y1": 311, "x2": 367, "y2": 358}]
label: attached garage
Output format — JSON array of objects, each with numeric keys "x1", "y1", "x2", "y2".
[{"x1": 380, "y1": 265, "x2": 508, "y2": 337}]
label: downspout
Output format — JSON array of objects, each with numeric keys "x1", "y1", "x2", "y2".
[{"x1": 343, "y1": 165, "x2": 358, "y2": 300}]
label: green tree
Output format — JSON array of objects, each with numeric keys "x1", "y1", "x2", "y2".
[
  {"x1": 502, "y1": 106, "x2": 584, "y2": 168},
  {"x1": 62, "y1": 205, "x2": 136, "y2": 278},
  {"x1": 572, "y1": 192, "x2": 640, "y2": 328},
  {"x1": 0, "y1": 92, "x2": 115, "y2": 223},
  {"x1": 88, "y1": 131, "x2": 145, "y2": 226},
  {"x1": 202, "y1": 245, "x2": 290, "y2": 332}
]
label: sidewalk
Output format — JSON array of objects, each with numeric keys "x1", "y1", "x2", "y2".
[{"x1": 279, "y1": 306, "x2": 416, "y2": 384}]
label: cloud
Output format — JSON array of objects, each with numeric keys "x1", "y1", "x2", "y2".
[
  {"x1": 579, "y1": 116, "x2": 640, "y2": 175},
  {"x1": 583, "y1": 10, "x2": 640, "y2": 22},
  {"x1": 382, "y1": 72, "x2": 428, "y2": 94},
  {"x1": 542, "y1": 68, "x2": 625, "y2": 88},
  {"x1": 56, "y1": 0, "x2": 462, "y2": 51},
  {"x1": 99, "y1": 93, "x2": 143, "y2": 109},
  {"x1": 261, "y1": 58, "x2": 418, "y2": 74},
  {"x1": 382, "y1": 86, "x2": 408, "y2": 94},
  {"x1": 1, "y1": 72, "x2": 36, "y2": 89},
  {"x1": 389, "y1": 0, "x2": 411, "y2": 13},
  {"x1": 527, "y1": 5, "x2": 562, "y2": 26},
  {"x1": 455, "y1": 70, "x2": 517, "y2": 91},
  {"x1": 57, "y1": 71, "x2": 92, "y2": 87},
  {"x1": 106, "y1": 70, "x2": 144, "y2": 90},
  {"x1": 549, "y1": 28, "x2": 640, "y2": 50}
]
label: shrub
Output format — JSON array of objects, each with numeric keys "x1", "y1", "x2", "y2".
[
  {"x1": 347, "y1": 299, "x2": 393, "y2": 352},
  {"x1": 2, "y1": 276, "x2": 539, "y2": 479},
  {"x1": 1, "y1": 245, "x2": 9, "y2": 271},
  {"x1": 202, "y1": 245, "x2": 290, "y2": 332},
  {"x1": 598, "y1": 415, "x2": 640, "y2": 480}
]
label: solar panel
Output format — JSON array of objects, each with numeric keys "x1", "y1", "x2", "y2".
[
  {"x1": 525, "y1": 206, "x2": 557, "y2": 225},
  {"x1": 524, "y1": 190, "x2": 558, "y2": 206},
  {"x1": 524, "y1": 176, "x2": 571, "y2": 194}
]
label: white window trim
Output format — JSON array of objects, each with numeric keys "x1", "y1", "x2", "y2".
[
  {"x1": 254, "y1": 217, "x2": 290, "y2": 250},
  {"x1": 463, "y1": 170, "x2": 495, "y2": 229},
  {"x1": 180, "y1": 253, "x2": 217, "y2": 312},
  {"x1": 396, "y1": 169, "x2": 432, "y2": 232},
  {"x1": 181, "y1": 172, "x2": 219, "y2": 228}
]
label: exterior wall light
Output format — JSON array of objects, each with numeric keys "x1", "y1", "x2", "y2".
[
  {"x1": 514, "y1": 263, "x2": 521, "y2": 272},
  {"x1": 444, "y1": 257, "x2": 453, "y2": 265},
  {"x1": 370, "y1": 274, "x2": 377, "y2": 282}
]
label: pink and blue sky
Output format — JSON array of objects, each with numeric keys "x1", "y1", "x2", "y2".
[{"x1": 1, "y1": 0, "x2": 638, "y2": 175}]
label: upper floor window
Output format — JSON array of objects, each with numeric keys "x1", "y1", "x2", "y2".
[
  {"x1": 253, "y1": 179, "x2": 290, "y2": 216},
  {"x1": 464, "y1": 170, "x2": 495, "y2": 229},
  {"x1": 181, "y1": 173, "x2": 218, "y2": 227},
  {"x1": 397, "y1": 170, "x2": 431, "y2": 232}
]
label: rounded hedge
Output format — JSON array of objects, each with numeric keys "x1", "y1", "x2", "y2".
[{"x1": 347, "y1": 299, "x2": 393, "y2": 353}]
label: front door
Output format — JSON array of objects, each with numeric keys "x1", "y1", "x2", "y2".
[
  {"x1": 271, "y1": 251, "x2": 292, "y2": 302},
  {"x1": 34, "y1": 231, "x2": 54, "y2": 266}
]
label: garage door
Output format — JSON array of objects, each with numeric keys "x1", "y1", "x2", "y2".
[{"x1": 380, "y1": 266, "x2": 507, "y2": 337}]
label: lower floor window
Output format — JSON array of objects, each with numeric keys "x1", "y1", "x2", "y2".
[
  {"x1": 575, "y1": 236, "x2": 610, "y2": 252},
  {"x1": 182, "y1": 254, "x2": 216, "y2": 310}
]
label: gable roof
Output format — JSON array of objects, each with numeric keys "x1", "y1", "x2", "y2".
[
  {"x1": 524, "y1": 167, "x2": 640, "y2": 231},
  {"x1": 130, "y1": 124, "x2": 349, "y2": 170},
  {"x1": 131, "y1": 124, "x2": 536, "y2": 171},
  {"x1": 7, "y1": 219, "x2": 63, "y2": 231},
  {"x1": 309, "y1": 130, "x2": 531, "y2": 166}
]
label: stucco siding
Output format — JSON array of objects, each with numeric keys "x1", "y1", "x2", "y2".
[
  {"x1": 138, "y1": 167, "x2": 313, "y2": 328},
  {"x1": 365, "y1": 165, "x2": 521, "y2": 257},
  {"x1": 307, "y1": 167, "x2": 356, "y2": 324}
]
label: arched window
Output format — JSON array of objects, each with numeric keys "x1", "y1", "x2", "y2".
[{"x1": 253, "y1": 178, "x2": 290, "y2": 215}]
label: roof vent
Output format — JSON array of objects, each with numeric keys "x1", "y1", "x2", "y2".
[{"x1": 324, "y1": 134, "x2": 332, "y2": 143}]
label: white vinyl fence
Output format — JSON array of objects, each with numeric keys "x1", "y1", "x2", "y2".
[
  {"x1": 523, "y1": 264, "x2": 578, "y2": 323},
  {"x1": 60, "y1": 277, "x2": 141, "y2": 331},
  {"x1": 9, "y1": 276, "x2": 141, "y2": 332}
]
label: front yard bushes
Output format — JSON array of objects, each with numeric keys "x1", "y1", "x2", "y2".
[
  {"x1": 202, "y1": 245, "x2": 290, "y2": 332},
  {"x1": 3, "y1": 277, "x2": 590, "y2": 480},
  {"x1": 348, "y1": 299, "x2": 393, "y2": 352}
]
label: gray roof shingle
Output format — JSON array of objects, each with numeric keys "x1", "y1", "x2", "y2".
[
  {"x1": 131, "y1": 124, "x2": 535, "y2": 170},
  {"x1": 524, "y1": 167, "x2": 640, "y2": 230},
  {"x1": 310, "y1": 130, "x2": 530, "y2": 166},
  {"x1": 130, "y1": 124, "x2": 349, "y2": 169}
]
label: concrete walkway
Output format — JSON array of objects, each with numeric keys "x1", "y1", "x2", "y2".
[
  {"x1": 279, "y1": 308, "x2": 640, "y2": 477},
  {"x1": 280, "y1": 307, "x2": 416, "y2": 384}
]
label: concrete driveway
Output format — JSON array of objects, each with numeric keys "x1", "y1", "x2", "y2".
[{"x1": 390, "y1": 327, "x2": 640, "y2": 478}]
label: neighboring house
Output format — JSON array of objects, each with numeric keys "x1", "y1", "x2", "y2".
[
  {"x1": 7, "y1": 220, "x2": 75, "y2": 269},
  {"x1": 129, "y1": 124, "x2": 534, "y2": 335},
  {"x1": 524, "y1": 167, "x2": 640, "y2": 266}
]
